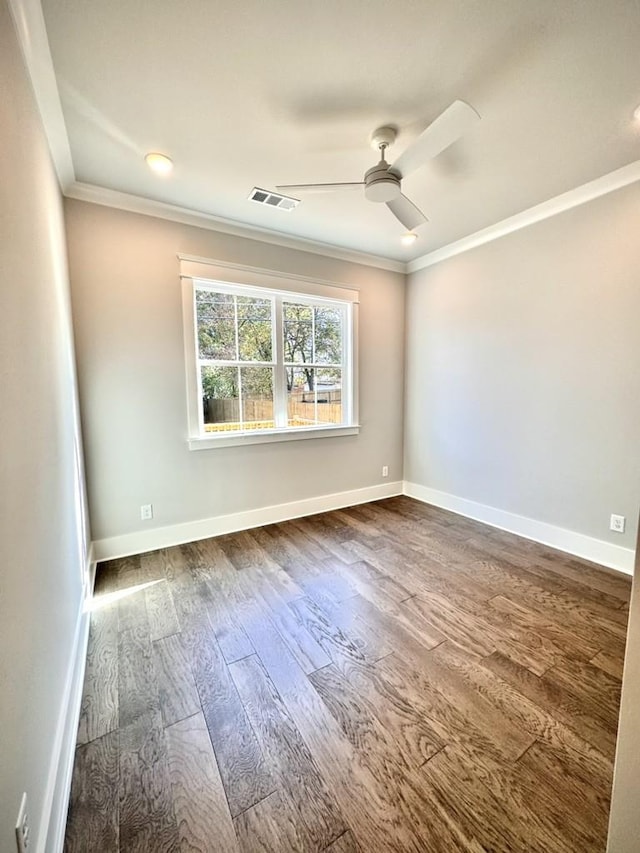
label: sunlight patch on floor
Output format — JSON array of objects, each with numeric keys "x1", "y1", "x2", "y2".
[{"x1": 86, "y1": 579, "x2": 162, "y2": 612}]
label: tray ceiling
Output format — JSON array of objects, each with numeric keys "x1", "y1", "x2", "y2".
[{"x1": 41, "y1": 0, "x2": 640, "y2": 262}]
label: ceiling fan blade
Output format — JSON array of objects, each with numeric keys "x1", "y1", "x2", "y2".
[
  {"x1": 386, "y1": 194, "x2": 428, "y2": 231},
  {"x1": 276, "y1": 182, "x2": 364, "y2": 194},
  {"x1": 390, "y1": 100, "x2": 480, "y2": 178}
]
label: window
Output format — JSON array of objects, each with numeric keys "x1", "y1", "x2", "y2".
[{"x1": 181, "y1": 260, "x2": 359, "y2": 449}]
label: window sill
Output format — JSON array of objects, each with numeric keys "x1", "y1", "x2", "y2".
[{"x1": 188, "y1": 424, "x2": 360, "y2": 450}]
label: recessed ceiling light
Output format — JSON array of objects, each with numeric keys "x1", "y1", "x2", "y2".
[
  {"x1": 145, "y1": 152, "x2": 173, "y2": 175},
  {"x1": 401, "y1": 232, "x2": 418, "y2": 245},
  {"x1": 633, "y1": 104, "x2": 640, "y2": 122}
]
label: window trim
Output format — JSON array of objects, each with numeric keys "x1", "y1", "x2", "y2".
[{"x1": 180, "y1": 257, "x2": 359, "y2": 448}]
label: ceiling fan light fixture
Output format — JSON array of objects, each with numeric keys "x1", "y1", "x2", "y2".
[
  {"x1": 364, "y1": 178, "x2": 401, "y2": 202},
  {"x1": 401, "y1": 232, "x2": 418, "y2": 245},
  {"x1": 145, "y1": 152, "x2": 173, "y2": 175},
  {"x1": 364, "y1": 161, "x2": 401, "y2": 202}
]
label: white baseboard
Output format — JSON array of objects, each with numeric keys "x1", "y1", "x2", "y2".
[
  {"x1": 93, "y1": 481, "x2": 404, "y2": 562},
  {"x1": 403, "y1": 481, "x2": 635, "y2": 575},
  {"x1": 92, "y1": 479, "x2": 635, "y2": 574},
  {"x1": 42, "y1": 551, "x2": 95, "y2": 853}
]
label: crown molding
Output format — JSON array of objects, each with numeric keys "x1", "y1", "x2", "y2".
[
  {"x1": 408, "y1": 159, "x2": 640, "y2": 273},
  {"x1": 7, "y1": 0, "x2": 75, "y2": 190},
  {"x1": 65, "y1": 182, "x2": 407, "y2": 274},
  {"x1": 67, "y1": 159, "x2": 640, "y2": 279}
]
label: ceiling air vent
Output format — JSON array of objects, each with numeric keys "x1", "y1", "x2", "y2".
[{"x1": 248, "y1": 187, "x2": 299, "y2": 211}]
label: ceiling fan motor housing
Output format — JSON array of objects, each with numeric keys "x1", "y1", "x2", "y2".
[{"x1": 364, "y1": 162, "x2": 401, "y2": 202}]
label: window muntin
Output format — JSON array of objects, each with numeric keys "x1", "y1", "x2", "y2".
[{"x1": 193, "y1": 281, "x2": 353, "y2": 438}]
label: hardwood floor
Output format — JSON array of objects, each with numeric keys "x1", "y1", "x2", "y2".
[{"x1": 65, "y1": 497, "x2": 631, "y2": 852}]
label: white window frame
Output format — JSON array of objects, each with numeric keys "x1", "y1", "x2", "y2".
[{"x1": 180, "y1": 256, "x2": 359, "y2": 449}]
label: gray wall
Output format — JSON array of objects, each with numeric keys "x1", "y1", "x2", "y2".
[
  {"x1": 0, "y1": 2, "x2": 88, "y2": 850},
  {"x1": 404, "y1": 183, "x2": 640, "y2": 550},
  {"x1": 64, "y1": 200, "x2": 405, "y2": 545}
]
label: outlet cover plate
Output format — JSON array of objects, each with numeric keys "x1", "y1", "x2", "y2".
[{"x1": 610, "y1": 514, "x2": 626, "y2": 533}]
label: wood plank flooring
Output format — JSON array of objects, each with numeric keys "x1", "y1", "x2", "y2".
[{"x1": 65, "y1": 496, "x2": 631, "y2": 852}]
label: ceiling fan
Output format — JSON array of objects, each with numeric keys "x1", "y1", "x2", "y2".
[{"x1": 277, "y1": 100, "x2": 480, "y2": 232}]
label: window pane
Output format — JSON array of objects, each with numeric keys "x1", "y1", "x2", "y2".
[
  {"x1": 287, "y1": 367, "x2": 316, "y2": 428},
  {"x1": 283, "y1": 302, "x2": 313, "y2": 364},
  {"x1": 191, "y1": 283, "x2": 352, "y2": 439},
  {"x1": 201, "y1": 366, "x2": 239, "y2": 430},
  {"x1": 237, "y1": 297, "x2": 273, "y2": 362},
  {"x1": 316, "y1": 368, "x2": 342, "y2": 424},
  {"x1": 314, "y1": 307, "x2": 342, "y2": 364},
  {"x1": 196, "y1": 291, "x2": 236, "y2": 360},
  {"x1": 241, "y1": 366, "x2": 274, "y2": 429}
]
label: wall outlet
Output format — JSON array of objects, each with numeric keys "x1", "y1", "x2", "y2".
[
  {"x1": 610, "y1": 514, "x2": 626, "y2": 533},
  {"x1": 16, "y1": 792, "x2": 29, "y2": 853},
  {"x1": 140, "y1": 504, "x2": 153, "y2": 521},
  {"x1": 382, "y1": 465, "x2": 389, "y2": 478}
]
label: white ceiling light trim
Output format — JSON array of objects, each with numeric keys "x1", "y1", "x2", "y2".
[
  {"x1": 65, "y1": 182, "x2": 406, "y2": 273},
  {"x1": 7, "y1": 0, "x2": 74, "y2": 190},
  {"x1": 408, "y1": 159, "x2": 640, "y2": 273},
  {"x1": 145, "y1": 152, "x2": 174, "y2": 175}
]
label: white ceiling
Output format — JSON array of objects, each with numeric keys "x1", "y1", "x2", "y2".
[{"x1": 41, "y1": 0, "x2": 640, "y2": 262}]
